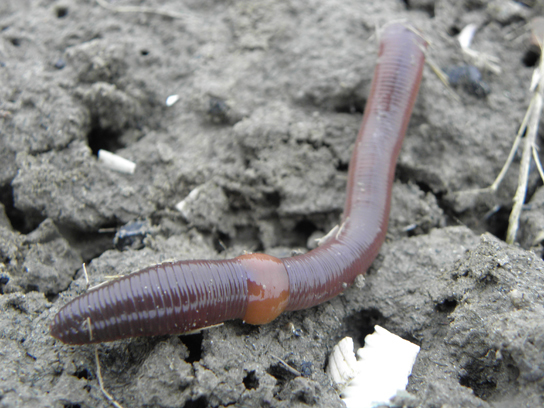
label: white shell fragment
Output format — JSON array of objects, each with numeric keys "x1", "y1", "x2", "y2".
[
  {"x1": 97, "y1": 149, "x2": 136, "y2": 174},
  {"x1": 166, "y1": 94, "x2": 180, "y2": 106},
  {"x1": 328, "y1": 326, "x2": 420, "y2": 408},
  {"x1": 328, "y1": 337, "x2": 359, "y2": 389}
]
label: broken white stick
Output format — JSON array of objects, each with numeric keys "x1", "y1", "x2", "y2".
[
  {"x1": 328, "y1": 326, "x2": 420, "y2": 408},
  {"x1": 97, "y1": 149, "x2": 136, "y2": 174}
]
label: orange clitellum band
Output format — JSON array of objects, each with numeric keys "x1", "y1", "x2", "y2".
[{"x1": 236, "y1": 253, "x2": 290, "y2": 324}]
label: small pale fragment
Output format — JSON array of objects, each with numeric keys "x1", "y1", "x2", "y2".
[
  {"x1": 328, "y1": 337, "x2": 359, "y2": 390},
  {"x1": 328, "y1": 326, "x2": 420, "y2": 408},
  {"x1": 175, "y1": 186, "x2": 202, "y2": 217},
  {"x1": 166, "y1": 94, "x2": 180, "y2": 106},
  {"x1": 97, "y1": 150, "x2": 136, "y2": 174},
  {"x1": 353, "y1": 274, "x2": 365, "y2": 289},
  {"x1": 458, "y1": 23, "x2": 477, "y2": 50},
  {"x1": 316, "y1": 224, "x2": 339, "y2": 247}
]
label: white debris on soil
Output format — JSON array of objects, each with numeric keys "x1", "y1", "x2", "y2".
[
  {"x1": 97, "y1": 149, "x2": 136, "y2": 174},
  {"x1": 175, "y1": 186, "x2": 202, "y2": 217},
  {"x1": 166, "y1": 94, "x2": 180, "y2": 106},
  {"x1": 328, "y1": 326, "x2": 420, "y2": 408}
]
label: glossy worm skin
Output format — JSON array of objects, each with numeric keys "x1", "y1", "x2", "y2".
[{"x1": 50, "y1": 23, "x2": 427, "y2": 345}]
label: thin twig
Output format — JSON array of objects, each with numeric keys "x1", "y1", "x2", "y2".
[
  {"x1": 459, "y1": 88, "x2": 534, "y2": 196},
  {"x1": 95, "y1": 347, "x2": 125, "y2": 408},
  {"x1": 86, "y1": 317, "x2": 94, "y2": 342},
  {"x1": 504, "y1": 19, "x2": 544, "y2": 243},
  {"x1": 532, "y1": 144, "x2": 544, "y2": 182},
  {"x1": 82, "y1": 263, "x2": 90, "y2": 291},
  {"x1": 506, "y1": 88, "x2": 543, "y2": 243},
  {"x1": 87, "y1": 311, "x2": 124, "y2": 407},
  {"x1": 271, "y1": 355, "x2": 302, "y2": 377},
  {"x1": 490, "y1": 105, "x2": 531, "y2": 193},
  {"x1": 458, "y1": 20, "x2": 544, "y2": 244},
  {"x1": 425, "y1": 57, "x2": 462, "y2": 103},
  {"x1": 88, "y1": 275, "x2": 123, "y2": 291},
  {"x1": 482, "y1": 97, "x2": 534, "y2": 194}
]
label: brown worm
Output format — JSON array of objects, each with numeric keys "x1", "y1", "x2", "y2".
[{"x1": 50, "y1": 22, "x2": 427, "y2": 345}]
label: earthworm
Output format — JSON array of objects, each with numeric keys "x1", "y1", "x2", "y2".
[{"x1": 50, "y1": 22, "x2": 427, "y2": 345}]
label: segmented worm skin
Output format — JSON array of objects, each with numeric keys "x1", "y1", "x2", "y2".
[{"x1": 50, "y1": 23, "x2": 427, "y2": 345}]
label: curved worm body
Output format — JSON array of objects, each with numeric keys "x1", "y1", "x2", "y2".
[{"x1": 50, "y1": 23, "x2": 427, "y2": 345}]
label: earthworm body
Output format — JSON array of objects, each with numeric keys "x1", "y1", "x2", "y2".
[{"x1": 50, "y1": 23, "x2": 427, "y2": 345}]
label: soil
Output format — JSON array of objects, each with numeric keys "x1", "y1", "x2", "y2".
[{"x1": 1, "y1": 0, "x2": 544, "y2": 407}]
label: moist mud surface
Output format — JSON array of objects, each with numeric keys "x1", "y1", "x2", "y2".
[{"x1": 1, "y1": 1, "x2": 544, "y2": 407}]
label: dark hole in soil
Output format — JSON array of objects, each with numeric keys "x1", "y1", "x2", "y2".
[
  {"x1": 414, "y1": 181, "x2": 433, "y2": 194},
  {"x1": 448, "y1": 25, "x2": 461, "y2": 36},
  {"x1": 214, "y1": 231, "x2": 230, "y2": 253},
  {"x1": 0, "y1": 185, "x2": 44, "y2": 234},
  {"x1": 9, "y1": 38, "x2": 21, "y2": 47},
  {"x1": 224, "y1": 188, "x2": 251, "y2": 211},
  {"x1": 87, "y1": 123, "x2": 124, "y2": 156},
  {"x1": 25, "y1": 284, "x2": 39, "y2": 293},
  {"x1": 459, "y1": 362, "x2": 497, "y2": 400},
  {"x1": 74, "y1": 367, "x2": 92, "y2": 380},
  {"x1": 267, "y1": 362, "x2": 298, "y2": 387},
  {"x1": 437, "y1": 191, "x2": 510, "y2": 242},
  {"x1": 484, "y1": 205, "x2": 510, "y2": 242},
  {"x1": 180, "y1": 332, "x2": 203, "y2": 363},
  {"x1": 334, "y1": 96, "x2": 364, "y2": 114},
  {"x1": 56, "y1": 224, "x2": 115, "y2": 263},
  {"x1": 0, "y1": 273, "x2": 9, "y2": 294},
  {"x1": 264, "y1": 191, "x2": 281, "y2": 207},
  {"x1": 293, "y1": 219, "x2": 317, "y2": 245},
  {"x1": 140, "y1": 49, "x2": 149, "y2": 56},
  {"x1": 55, "y1": 6, "x2": 68, "y2": 18},
  {"x1": 395, "y1": 165, "x2": 435, "y2": 194},
  {"x1": 523, "y1": 46, "x2": 540, "y2": 67},
  {"x1": 7, "y1": 297, "x2": 27, "y2": 313},
  {"x1": 63, "y1": 404, "x2": 81, "y2": 408},
  {"x1": 343, "y1": 308, "x2": 386, "y2": 348},
  {"x1": 183, "y1": 396, "x2": 208, "y2": 408},
  {"x1": 335, "y1": 160, "x2": 348, "y2": 172},
  {"x1": 243, "y1": 370, "x2": 259, "y2": 390},
  {"x1": 402, "y1": 0, "x2": 435, "y2": 17},
  {"x1": 458, "y1": 351, "x2": 520, "y2": 400},
  {"x1": 435, "y1": 297, "x2": 458, "y2": 314}
]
